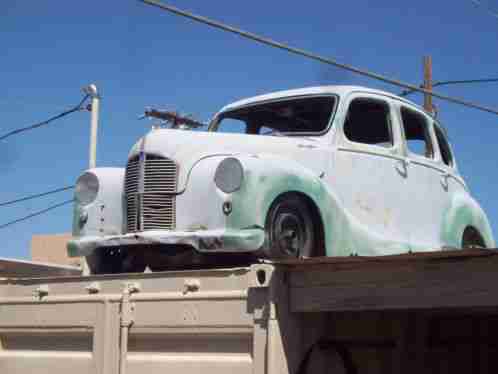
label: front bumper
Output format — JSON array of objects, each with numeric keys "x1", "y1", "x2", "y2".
[{"x1": 67, "y1": 228, "x2": 265, "y2": 257}]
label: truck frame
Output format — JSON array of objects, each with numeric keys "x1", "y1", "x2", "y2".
[{"x1": 1, "y1": 249, "x2": 497, "y2": 373}]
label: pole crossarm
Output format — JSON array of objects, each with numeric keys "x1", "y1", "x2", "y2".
[{"x1": 140, "y1": 0, "x2": 498, "y2": 117}]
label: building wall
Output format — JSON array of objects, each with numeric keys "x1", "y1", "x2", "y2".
[{"x1": 31, "y1": 233, "x2": 81, "y2": 267}]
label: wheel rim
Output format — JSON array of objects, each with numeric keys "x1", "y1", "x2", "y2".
[{"x1": 272, "y1": 211, "x2": 307, "y2": 257}]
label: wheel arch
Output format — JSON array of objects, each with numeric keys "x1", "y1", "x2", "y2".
[
  {"x1": 441, "y1": 194, "x2": 495, "y2": 249},
  {"x1": 227, "y1": 154, "x2": 340, "y2": 256},
  {"x1": 267, "y1": 191, "x2": 327, "y2": 257},
  {"x1": 462, "y1": 226, "x2": 487, "y2": 248}
]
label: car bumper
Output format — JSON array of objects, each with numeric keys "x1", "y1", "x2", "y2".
[{"x1": 67, "y1": 227, "x2": 266, "y2": 257}]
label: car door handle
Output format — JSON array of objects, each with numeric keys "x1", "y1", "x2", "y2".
[
  {"x1": 440, "y1": 172, "x2": 450, "y2": 190},
  {"x1": 395, "y1": 159, "x2": 410, "y2": 177},
  {"x1": 297, "y1": 144, "x2": 317, "y2": 149}
]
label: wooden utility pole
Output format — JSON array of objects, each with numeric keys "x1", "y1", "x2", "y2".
[{"x1": 423, "y1": 56, "x2": 433, "y2": 113}]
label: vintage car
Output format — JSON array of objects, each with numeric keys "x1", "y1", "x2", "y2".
[{"x1": 68, "y1": 86, "x2": 495, "y2": 273}]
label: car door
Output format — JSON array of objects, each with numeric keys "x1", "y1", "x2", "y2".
[
  {"x1": 397, "y1": 104, "x2": 449, "y2": 250},
  {"x1": 432, "y1": 122, "x2": 470, "y2": 247},
  {"x1": 331, "y1": 93, "x2": 411, "y2": 255}
]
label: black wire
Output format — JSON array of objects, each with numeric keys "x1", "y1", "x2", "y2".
[
  {"x1": 0, "y1": 186, "x2": 75, "y2": 207},
  {"x1": 400, "y1": 78, "x2": 498, "y2": 97},
  {"x1": 139, "y1": 0, "x2": 498, "y2": 116},
  {"x1": 0, "y1": 94, "x2": 89, "y2": 142},
  {"x1": 0, "y1": 199, "x2": 74, "y2": 230}
]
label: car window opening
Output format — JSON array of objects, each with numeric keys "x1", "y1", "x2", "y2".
[
  {"x1": 401, "y1": 107, "x2": 434, "y2": 159},
  {"x1": 434, "y1": 125, "x2": 454, "y2": 167},
  {"x1": 343, "y1": 98, "x2": 393, "y2": 148},
  {"x1": 212, "y1": 96, "x2": 335, "y2": 135}
]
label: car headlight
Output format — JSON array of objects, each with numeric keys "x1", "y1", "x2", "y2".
[
  {"x1": 75, "y1": 172, "x2": 99, "y2": 205},
  {"x1": 214, "y1": 157, "x2": 244, "y2": 193}
]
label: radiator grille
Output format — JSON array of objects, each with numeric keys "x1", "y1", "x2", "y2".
[{"x1": 125, "y1": 154, "x2": 177, "y2": 232}]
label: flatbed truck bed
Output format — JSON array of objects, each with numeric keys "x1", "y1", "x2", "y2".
[{"x1": 1, "y1": 249, "x2": 498, "y2": 373}]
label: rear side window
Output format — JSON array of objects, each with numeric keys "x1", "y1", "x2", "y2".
[
  {"x1": 343, "y1": 98, "x2": 393, "y2": 148},
  {"x1": 400, "y1": 107, "x2": 434, "y2": 158},
  {"x1": 434, "y1": 125, "x2": 454, "y2": 166}
]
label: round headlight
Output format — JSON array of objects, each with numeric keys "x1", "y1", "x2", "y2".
[
  {"x1": 75, "y1": 172, "x2": 99, "y2": 205},
  {"x1": 214, "y1": 157, "x2": 244, "y2": 193}
]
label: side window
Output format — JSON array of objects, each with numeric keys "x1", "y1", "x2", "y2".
[
  {"x1": 434, "y1": 125, "x2": 454, "y2": 167},
  {"x1": 343, "y1": 98, "x2": 393, "y2": 148},
  {"x1": 215, "y1": 118, "x2": 248, "y2": 134},
  {"x1": 400, "y1": 107, "x2": 434, "y2": 158}
]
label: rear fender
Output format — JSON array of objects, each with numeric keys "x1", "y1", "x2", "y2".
[{"x1": 441, "y1": 194, "x2": 495, "y2": 248}]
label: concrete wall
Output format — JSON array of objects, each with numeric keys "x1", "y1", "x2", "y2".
[{"x1": 31, "y1": 233, "x2": 81, "y2": 267}]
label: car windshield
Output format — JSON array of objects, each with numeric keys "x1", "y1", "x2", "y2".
[{"x1": 210, "y1": 96, "x2": 336, "y2": 136}]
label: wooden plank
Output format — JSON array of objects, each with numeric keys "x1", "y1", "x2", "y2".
[{"x1": 285, "y1": 250, "x2": 498, "y2": 312}]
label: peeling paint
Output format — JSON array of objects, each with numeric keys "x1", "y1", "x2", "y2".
[{"x1": 68, "y1": 86, "x2": 495, "y2": 261}]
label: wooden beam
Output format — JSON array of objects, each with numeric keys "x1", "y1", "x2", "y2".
[{"x1": 279, "y1": 250, "x2": 498, "y2": 313}]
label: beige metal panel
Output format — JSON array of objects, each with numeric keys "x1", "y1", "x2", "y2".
[
  {"x1": 0, "y1": 351, "x2": 94, "y2": 374},
  {"x1": 126, "y1": 353, "x2": 252, "y2": 374},
  {"x1": 0, "y1": 303, "x2": 98, "y2": 327},
  {"x1": 0, "y1": 265, "x2": 276, "y2": 374},
  {"x1": 2, "y1": 267, "x2": 252, "y2": 297},
  {"x1": 0, "y1": 299, "x2": 114, "y2": 374},
  {"x1": 132, "y1": 298, "x2": 252, "y2": 328},
  {"x1": 126, "y1": 332, "x2": 253, "y2": 374}
]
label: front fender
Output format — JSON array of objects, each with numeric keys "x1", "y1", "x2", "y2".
[
  {"x1": 71, "y1": 167, "x2": 125, "y2": 240},
  {"x1": 225, "y1": 154, "x2": 350, "y2": 255},
  {"x1": 441, "y1": 193, "x2": 495, "y2": 248}
]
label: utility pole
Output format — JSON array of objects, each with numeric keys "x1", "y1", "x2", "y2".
[
  {"x1": 423, "y1": 56, "x2": 433, "y2": 113},
  {"x1": 83, "y1": 84, "x2": 100, "y2": 169}
]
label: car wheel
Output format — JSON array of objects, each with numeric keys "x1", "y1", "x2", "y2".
[{"x1": 264, "y1": 195, "x2": 315, "y2": 259}]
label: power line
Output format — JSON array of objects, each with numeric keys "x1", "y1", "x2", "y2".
[
  {"x1": 0, "y1": 186, "x2": 74, "y2": 207},
  {"x1": 0, "y1": 94, "x2": 89, "y2": 142},
  {"x1": 400, "y1": 78, "x2": 498, "y2": 97},
  {"x1": 0, "y1": 199, "x2": 74, "y2": 230},
  {"x1": 139, "y1": 0, "x2": 498, "y2": 117}
]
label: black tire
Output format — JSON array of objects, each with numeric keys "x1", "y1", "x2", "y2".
[
  {"x1": 264, "y1": 195, "x2": 316, "y2": 259},
  {"x1": 87, "y1": 248, "x2": 146, "y2": 274}
]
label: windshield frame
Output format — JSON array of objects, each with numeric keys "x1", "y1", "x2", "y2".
[{"x1": 208, "y1": 93, "x2": 339, "y2": 137}]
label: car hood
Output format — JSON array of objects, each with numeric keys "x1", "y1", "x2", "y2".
[{"x1": 128, "y1": 129, "x2": 330, "y2": 191}]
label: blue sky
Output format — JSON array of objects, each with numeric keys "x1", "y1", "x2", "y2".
[{"x1": 1, "y1": 0, "x2": 498, "y2": 259}]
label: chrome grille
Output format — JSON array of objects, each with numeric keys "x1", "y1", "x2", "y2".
[{"x1": 125, "y1": 154, "x2": 177, "y2": 232}]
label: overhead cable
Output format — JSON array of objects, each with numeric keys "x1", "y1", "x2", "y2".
[
  {"x1": 0, "y1": 185, "x2": 74, "y2": 207},
  {"x1": 0, "y1": 199, "x2": 74, "y2": 230},
  {"x1": 400, "y1": 78, "x2": 498, "y2": 97},
  {"x1": 139, "y1": 0, "x2": 498, "y2": 116},
  {"x1": 0, "y1": 94, "x2": 89, "y2": 142}
]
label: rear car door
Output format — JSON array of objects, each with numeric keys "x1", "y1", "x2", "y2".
[{"x1": 397, "y1": 104, "x2": 450, "y2": 250}]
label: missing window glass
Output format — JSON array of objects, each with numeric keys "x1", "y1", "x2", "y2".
[
  {"x1": 401, "y1": 107, "x2": 433, "y2": 158},
  {"x1": 212, "y1": 96, "x2": 335, "y2": 135},
  {"x1": 435, "y1": 125, "x2": 454, "y2": 166},
  {"x1": 343, "y1": 98, "x2": 393, "y2": 147}
]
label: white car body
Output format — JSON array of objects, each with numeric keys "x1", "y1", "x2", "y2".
[{"x1": 68, "y1": 86, "x2": 494, "y2": 268}]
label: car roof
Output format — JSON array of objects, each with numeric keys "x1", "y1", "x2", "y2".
[{"x1": 218, "y1": 85, "x2": 430, "y2": 116}]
